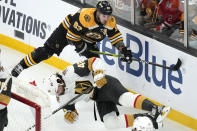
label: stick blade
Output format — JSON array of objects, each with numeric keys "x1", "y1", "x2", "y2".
[{"x1": 172, "y1": 58, "x2": 182, "y2": 71}]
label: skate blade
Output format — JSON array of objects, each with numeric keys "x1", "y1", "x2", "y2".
[{"x1": 156, "y1": 106, "x2": 171, "y2": 122}]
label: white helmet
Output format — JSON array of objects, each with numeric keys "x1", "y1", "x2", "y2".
[
  {"x1": 132, "y1": 116, "x2": 154, "y2": 131},
  {"x1": 43, "y1": 73, "x2": 64, "y2": 95}
]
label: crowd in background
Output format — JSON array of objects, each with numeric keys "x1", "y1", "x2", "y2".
[{"x1": 86, "y1": 0, "x2": 197, "y2": 49}]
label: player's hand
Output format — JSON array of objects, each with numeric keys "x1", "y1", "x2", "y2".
[
  {"x1": 74, "y1": 41, "x2": 88, "y2": 56},
  {"x1": 120, "y1": 47, "x2": 133, "y2": 64},
  {"x1": 64, "y1": 109, "x2": 79, "y2": 124}
]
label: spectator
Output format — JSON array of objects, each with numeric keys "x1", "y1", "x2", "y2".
[
  {"x1": 136, "y1": 0, "x2": 159, "y2": 26},
  {"x1": 170, "y1": 1, "x2": 197, "y2": 48},
  {"x1": 154, "y1": 0, "x2": 184, "y2": 36}
]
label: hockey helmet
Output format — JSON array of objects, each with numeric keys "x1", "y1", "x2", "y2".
[
  {"x1": 96, "y1": 1, "x2": 112, "y2": 15},
  {"x1": 44, "y1": 73, "x2": 65, "y2": 95},
  {"x1": 132, "y1": 116, "x2": 154, "y2": 131}
]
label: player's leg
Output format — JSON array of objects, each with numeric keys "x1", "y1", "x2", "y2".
[
  {"x1": 11, "y1": 24, "x2": 68, "y2": 77},
  {"x1": 0, "y1": 107, "x2": 8, "y2": 131},
  {"x1": 100, "y1": 75, "x2": 169, "y2": 122},
  {"x1": 96, "y1": 101, "x2": 162, "y2": 130},
  {"x1": 118, "y1": 91, "x2": 170, "y2": 122}
]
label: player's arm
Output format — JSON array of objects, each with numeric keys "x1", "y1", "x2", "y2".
[
  {"x1": 0, "y1": 73, "x2": 12, "y2": 129},
  {"x1": 65, "y1": 57, "x2": 107, "y2": 88},
  {"x1": 63, "y1": 12, "x2": 86, "y2": 52},
  {"x1": 107, "y1": 16, "x2": 133, "y2": 63},
  {"x1": 62, "y1": 104, "x2": 78, "y2": 124}
]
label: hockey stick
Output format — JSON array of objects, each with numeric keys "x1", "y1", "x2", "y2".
[
  {"x1": 89, "y1": 50, "x2": 182, "y2": 71},
  {"x1": 25, "y1": 86, "x2": 93, "y2": 131}
]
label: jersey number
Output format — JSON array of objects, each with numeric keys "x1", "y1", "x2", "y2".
[{"x1": 74, "y1": 21, "x2": 82, "y2": 31}]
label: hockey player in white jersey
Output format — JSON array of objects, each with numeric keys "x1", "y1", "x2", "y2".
[
  {"x1": 44, "y1": 57, "x2": 170, "y2": 131},
  {"x1": 0, "y1": 61, "x2": 12, "y2": 131}
]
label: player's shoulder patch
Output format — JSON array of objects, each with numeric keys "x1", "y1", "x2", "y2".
[
  {"x1": 105, "y1": 16, "x2": 116, "y2": 30},
  {"x1": 73, "y1": 60, "x2": 90, "y2": 77},
  {"x1": 79, "y1": 8, "x2": 97, "y2": 28}
]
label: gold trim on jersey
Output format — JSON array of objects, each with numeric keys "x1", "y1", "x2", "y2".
[
  {"x1": 79, "y1": 8, "x2": 98, "y2": 29},
  {"x1": 0, "y1": 94, "x2": 11, "y2": 106},
  {"x1": 66, "y1": 29, "x2": 81, "y2": 42},
  {"x1": 24, "y1": 53, "x2": 37, "y2": 67},
  {"x1": 28, "y1": 53, "x2": 37, "y2": 65},
  {"x1": 62, "y1": 21, "x2": 69, "y2": 30},
  {"x1": 24, "y1": 57, "x2": 31, "y2": 67},
  {"x1": 111, "y1": 37, "x2": 123, "y2": 45},
  {"x1": 62, "y1": 16, "x2": 71, "y2": 31},
  {"x1": 66, "y1": 16, "x2": 71, "y2": 25},
  {"x1": 88, "y1": 57, "x2": 96, "y2": 71},
  {"x1": 108, "y1": 32, "x2": 121, "y2": 40},
  {"x1": 135, "y1": 95, "x2": 147, "y2": 109}
]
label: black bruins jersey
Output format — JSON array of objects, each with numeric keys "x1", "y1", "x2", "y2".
[{"x1": 62, "y1": 8, "x2": 123, "y2": 45}]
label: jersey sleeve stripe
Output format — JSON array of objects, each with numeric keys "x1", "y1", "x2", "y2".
[
  {"x1": 26, "y1": 55, "x2": 34, "y2": 66},
  {"x1": 66, "y1": 35, "x2": 81, "y2": 42},
  {"x1": 67, "y1": 29, "x2": 81, "y2": 39},
  {"x1": 62, "y1": 21, "x2": 69, "y2": 30},
  {"x1": 65, "y1": 16, "x2": 71, "y2": 25},
  {"x1": 24, "y1": 57, "x2": 32, "y2": 67},
  {"x1": 28, "y1": 53, "x2": 37, "y2": 65},
  {"x1": 108, "y1": 32, "x2": 121, "y2": 40},
  {"x1": 111, "y1": 37, "x2": 123, "y2": 45},
  {"x1": 110, "y1": 35, "x2": 123, "y2": 43}
]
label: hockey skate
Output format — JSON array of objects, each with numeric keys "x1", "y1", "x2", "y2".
[
  {"x1": 11, "y1": 63, "x2": 24, "y2": 77},
  {"x1": 150, "y1": 106, "x2": 171, "y2": 123}
]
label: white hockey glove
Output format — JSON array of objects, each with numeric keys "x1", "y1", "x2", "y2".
[{"x1": 63, "y1": 109, "x2": 79, "y2": 124}]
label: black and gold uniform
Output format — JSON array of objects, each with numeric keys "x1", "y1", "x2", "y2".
[
  {"x1": 11, "y1": 1, "x2": 132, "y2": 77},
  {"x1": 63, "y1": 8, "x2": 123, "y2": 48},
  {"x1": 0, "y1": 66, "x2": 12, "y2": 131}
]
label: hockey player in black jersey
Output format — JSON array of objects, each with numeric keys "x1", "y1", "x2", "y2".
[
  {"x1": 11, "y1": 1, "x2": 133, "y2": 77},
  {"x1": 0, "y1": 63, "x2": 12, "y2": 131},
  {"x1": 44, "y1": 57, "x2": 170, "y2": 130}
]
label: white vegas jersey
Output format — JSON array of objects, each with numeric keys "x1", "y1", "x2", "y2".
[{"x1": 57, "y1": 57, "x2": 106, "y2": 107}]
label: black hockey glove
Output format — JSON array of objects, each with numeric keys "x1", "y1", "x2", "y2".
[
  {"x1": 120, "y1": 47, "x2": 133, "y2": 64},
  {"x1": 74, "y1": 42, "x2": 88, "y2": 56}
]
